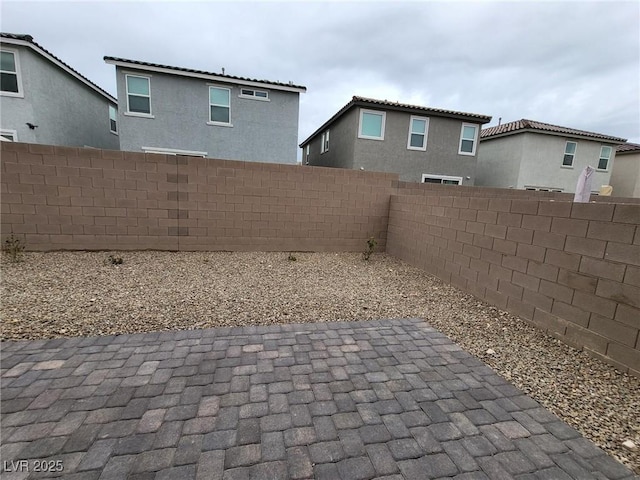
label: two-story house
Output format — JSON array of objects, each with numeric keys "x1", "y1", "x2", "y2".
[
  {"x1": 609, "y1": 142, "x2": 640, "y2": 198},
  {"x1": 103, "y1": 57, "x2": 306, "y2": 164},
  {"x1": 299, "y1": 96, "x2": 492, "y2": 184},
  {"x1": 476, "y1": 119, "x2": 627, "y2": 193},
  {"x1": 0, "y1": 33, "x2": 119, "y2": 149}
]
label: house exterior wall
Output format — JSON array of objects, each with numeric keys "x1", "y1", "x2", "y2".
[
  {"x1": 306, "y1": 109, "x2": 357, "y2": 170},
  {"x1": 476, "y1": 134, "x2": 523, "y2": 188},
  {"x1": 479, "y1": 132, "x2": 618, "y2": 193},
  {"x1": 0, "y1": 45, "x2": 118, "y2": 149},
  {"x1": 115, "y1": 66, "x2": 300, "y2": 164},
  {"x1": 307, "y1": 107, "x2": 482, "y2": 184},
  {"x1": 609, "y1": 152, "x2": 640, "y2": 198}
]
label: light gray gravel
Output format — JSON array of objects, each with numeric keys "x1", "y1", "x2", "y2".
[{"x1": 1, "y1": 251, "x2": 639, "y2": 473}]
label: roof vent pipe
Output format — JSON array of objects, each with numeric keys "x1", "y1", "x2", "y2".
[{"x1": 498, "y1": 117, "x2": 502, "y2": 126}]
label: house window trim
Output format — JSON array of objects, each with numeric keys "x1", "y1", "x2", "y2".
[
  {"x1": 321, "y1": 129, "x2": 330, "y2": 154},
  {"x1": 0, "y1": 129, "x2": 18, "y2": 142},
  {"x1": 305, "y1": 145, "x2": 310, "y2": 164},
  {"x1": 597, "y1": 145, "x2": 612, "y2": 171},
  {"x1": 421, "y1": 174, "x2": 463, "y2": 185},
  {"x1": 0, "y1": 48, "x2": 24, "y2": 98},
  {"x1": 141, "y1": 146, "x2": 207, "y2": 157},
  {"x1": 109, "y1": 105, "x2": 118, "y2": 135},
  {"x1": 561, "y1": 141, "x2": 577, "y2": 168},
  {"x1": 208, "y1": 85, "x2": 233, "y2": 127},
  {"x1": 407, "y1": 115, "x2": 429, "y2": 151},
  {"x1": 458, "y1": 123, "x2": 478, "y2": 156},
  {"x1": 125, "y1": 74, "x2": 153, "y2": 117},
  {"x1": 239, "y1": 88, "x2": 270, "y2": 102},
  {"x1": 358, "y1": 109, "x2": 386, "y2": 141}
]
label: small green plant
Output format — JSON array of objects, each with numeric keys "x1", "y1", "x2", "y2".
[
  {"x1": 288, "y1": 252, "x2": 297, "y2": 262},
  {"x1": 3, "y1": 233, "x2": 25, "y2": 262},
  {"x1": 107, "y1": 255, "x2": 123, "y2": 265},
  {"x1": 363, "y1": 236, "x2": 377, "y2": 261}
]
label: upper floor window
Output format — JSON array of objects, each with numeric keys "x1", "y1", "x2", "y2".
[
  {"x1": 321, "y1": 129, "x2": 330, "y2": 153},
  {"x1": 1, "y1": 49, "x2": 22, "y2": 96},
  {"x1": 458, "y1": 123, "x2": 478, "y2": 155},
  {"x1": 126, "y1": 74, "x2": 151, "y2": 115},
  {"x1": 407, "y1": 116, "x2": 429, "y2": 151},
  {"x1": 239, "y1": 88, "x2": 268, "y2": 100},
  {"x1": 109, "y1": 105, "x2": 117, "y2": 133},
  {"x1": 209, "y1": 86, "x2": 231, "y2": 124},
  {"x1": 563, "y1": 141, "x2": 577, "y2": 167},
  {"x1": 359, "y1": 109, "x2": 386, "y2": 140},
  {"x1": 305, "y1": 145, "x2": 310, "y2": 164},
  {"x1": 598, "y1": 146, "x2": 612, "y2": 171}
]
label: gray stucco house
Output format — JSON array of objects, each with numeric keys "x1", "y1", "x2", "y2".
[
  {"x1": 299, "y1": 96, "x2": 492, "y2": 184},
  {"x1": 477, "y1": 119, "x2": 626, "y2": 193},
  {"x1": 0, "y1": 33, "x2": 119, "y2": 149},
  {"x1": 104, "y1": 57, "x2": 306, "y2": 164}
]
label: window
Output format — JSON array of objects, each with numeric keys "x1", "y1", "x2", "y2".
[
  {"x1": 126, "y1": 75, "x2": 151, "y2": 115},
  {"x1": 422, "y1": 174, "x2": 463, "y2": 185},
  {"x1": 109, "y1": 105, "x2": 117, "y2": 134},
  {"x1": 142, "y1": 146, "x2": 207, "y2": 157},
  {"x1": 305, "y1": 145, "x2": 310, "y2": 164},
  {"x1": 562, "y1": 141, "x2": 577, "y2": 167},
  {"x1": 0, "y1": 129, "x2": 17, "y2": 142},
  {"x1": 240, "y1": 88, "x2": 268, "y2": 100},
  {"x1": 321, "y1": 130, "x2": 330, "y2": 153},
  {"x1": 407, "y1": 116, "x2": 429, "y2": 150},
  {"x1": 209, "y1": 86, "x2": 231, "y2": 124},
  {"x1": 458, "y1": 123, "x2": 478, "y2": 155},
  {"x1": 598, "y1": 145, "x2": 612, "y2": 170},
  {"x1": 1, "y1": 49, "x2": 21, "y2": 95},
  {"x1": 359, "y1": 109, "x2": 386, "y2": 140}
]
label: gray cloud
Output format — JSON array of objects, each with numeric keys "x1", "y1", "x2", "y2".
[{"x1": 2, "y1": 0, "x2": 638, "y2": 144}]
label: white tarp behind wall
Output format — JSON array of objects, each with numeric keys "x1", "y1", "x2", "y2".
[{"x1": 574, "y1": 165, "x2": 595, "y2": 203}]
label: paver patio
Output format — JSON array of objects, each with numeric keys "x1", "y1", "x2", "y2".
[{"x1": 1, "y1": 318, "x2": 635, "y2": 479}]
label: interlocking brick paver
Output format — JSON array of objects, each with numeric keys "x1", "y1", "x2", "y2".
[{"x1": 0, "y1": 319, "x2": 634, "y2": 480}]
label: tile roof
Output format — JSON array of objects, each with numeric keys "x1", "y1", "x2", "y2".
[
  {"x1": 300, "y1": 96, "x2": 491, "y2": 147},
  {"x1": 615, "y1": 142, "x2": 640, "y2": 154},
  {"x1": 103, "y1": 57, "x2": 306, "y2": 92},
  {"x1": 480, "y1": 119, "x2": 626, "y2": 143},
  {"x1": 1, "y1": 32, "x2": 116, "y2": 103}
]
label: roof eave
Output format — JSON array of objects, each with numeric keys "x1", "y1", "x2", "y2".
[
  {"x1": 104, "y1": 58, "x2": 307, "y2": 93},
  {"x1": 2, "y1": 36, "x2": 116, "y2": 104},
  {"x1": 481, "y1": 128, "x2": 626, "y2": 144}
]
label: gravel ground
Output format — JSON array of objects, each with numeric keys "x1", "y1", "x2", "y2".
[{"x1": 1, "y1": 251, "x2": 639, "y2": 473}]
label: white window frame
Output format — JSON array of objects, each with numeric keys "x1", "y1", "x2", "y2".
[
  {"x1": 142, "y1": 146, "x2": 207, "y2": 157},
  {"x1": 239, "y1": 88, "x2": 269, "y2": 101},
  {"x1": 0, "y1": 48, "x2": 24, "y2": 98},
  {"x1": 208, "y1": 85, "x2": 232, "y2": 127},
  {"x1": 421, "y1": 174, "x2": 463, "y2": 185},
  {"x1": 109, "y1": 105, "x2": 118, "y2": 134},
  {"x1": 597, "y1": 145, "x2": 612, "y2": 171},
  {"x1": 562, "y1": 141, "x2": 577, "y2": 168},
  {"x1": 407, "y1": 115, "x2": 429, "y2": 151},
  {"x1": 0, "y1": 129, "x2": 18, "y2": 142},
  {"x1": 125, "y1": 74, "x2": 153, "y2": 117},
  {"x1": 458, "y1": 123, "x2": 478, "y2": 156},
  {"x1": 321, "y1": 129, "x2": 330, "y2": 154},
  {"x1": 358, "y1": 109, "x2": 386, "y2": 140},
  {"x1": 305, "y1": 145, "x2": 310, "y2": 164},
  {"x1": 525, "y1": 185, "x2": 564, "y2": 192}
]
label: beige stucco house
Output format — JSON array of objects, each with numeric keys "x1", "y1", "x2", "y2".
[
  {"x1": 476, "y1": 119, "x2": 626, "y2": 193},
  {"x1": 609, "y1": 143, "x2": 640, "y2": 198}
]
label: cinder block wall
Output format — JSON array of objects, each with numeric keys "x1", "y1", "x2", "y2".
[
  {"x1": 387, "y1": 193, "x2": 640, "y2": 376},
  {"x1": 0, "y1": 143, "x2": 395, "y2": 251}
]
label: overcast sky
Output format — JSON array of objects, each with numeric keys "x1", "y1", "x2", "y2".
[{"x1": 2, "y1": 1, "x2": 639, "y2": 146}]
